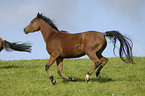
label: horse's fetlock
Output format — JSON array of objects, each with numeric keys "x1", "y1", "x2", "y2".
[
  {"x1": 49, "y1": 76, "x2": 54, "y2": 80},
  {"x1": 87, "y1": 72, "x2": 91, "y2": 75},
  {"x1": 96, "y1": 71, "x2": 100, "y2": 77},
  {"x1": 49, "y1": 76, "x2": 56, "y2": 85},
  {"x1": 58, "y1": 71, "x2": 61, "y2": 76}
]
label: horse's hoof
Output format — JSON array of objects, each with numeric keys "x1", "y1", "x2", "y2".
[
  {"x1": 85, "y1": 74, "x2": 90, "y2": 82},
  {"x1": 85, "y1": 78, "x2": 90, "y2": 83},
  {"x1": 85, "y1": 77, "x2": 90, "y2": 82},
  {"x1": 68, "y1": 78, "x2": 76, "y2": 81},
  {"x1": 51, "y1": 80, "x2": 56, "y2": 85},
  {"x1": 71, "y1": 78, "x2": 76, "y2": 81},
  {"x1": 97, "y1": 75, "x2": 101, "y2": 80}
]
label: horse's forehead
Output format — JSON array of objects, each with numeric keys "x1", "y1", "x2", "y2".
[{"x1": 32, "y1": 17, "x2": 38, "y2": 21}]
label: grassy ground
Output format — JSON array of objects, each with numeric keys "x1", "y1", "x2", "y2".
[{"x1": 0, "y1": 57, "x2": 145, "y2": 96}]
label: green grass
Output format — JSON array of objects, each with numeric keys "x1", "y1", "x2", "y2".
[{"x1": 0, "y1": 57, "x2": 145, "y2": 96}]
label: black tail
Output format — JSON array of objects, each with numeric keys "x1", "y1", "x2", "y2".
[
  {"x1": 4, "y1": 40, "x2": 32, "y2": 53},
  {"x1": 105, "y1": 31, "x2": 134, "y2": 63}
]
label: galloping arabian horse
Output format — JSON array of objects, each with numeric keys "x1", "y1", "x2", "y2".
[
  {"x1": 0, "y1": 37, "x2": 31, "y2": 53},
  {"x1": 24, "y1": 13, "x2": 134, "y2": 85}
]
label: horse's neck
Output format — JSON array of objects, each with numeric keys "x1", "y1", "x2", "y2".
[{"x1": 40, "y1": 24, "x2": 58, "y2": 43}]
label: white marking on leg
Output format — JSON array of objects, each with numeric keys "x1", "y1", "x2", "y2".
[{"x1": 85, "y1": 74, "x2": 90, "y2": 81}]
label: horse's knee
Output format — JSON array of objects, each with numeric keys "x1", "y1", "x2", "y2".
[{"x1": 45, "y1": 64, "x2": 50, "y2": 71}]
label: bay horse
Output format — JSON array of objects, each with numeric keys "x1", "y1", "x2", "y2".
[
  {"x1": 0, "y1": 37, "x2": 31, "y2": 52},
  {"x1": 24, "y1": 13, "x2": 134, "y2": 85}
]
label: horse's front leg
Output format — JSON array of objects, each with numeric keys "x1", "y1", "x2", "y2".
[
  {"x1": 45, "y1": 55, "x2": 58, "y2": 85},
  {"x1": 56, "y1": 58, "x2": 76, "y2": 81}
]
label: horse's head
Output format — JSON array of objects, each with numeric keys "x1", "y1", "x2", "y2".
[{"x1": 24, "y1": 13, "x2": 42, "y2": 34}]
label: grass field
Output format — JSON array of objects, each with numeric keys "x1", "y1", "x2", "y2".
[{"x1": 0, "y1": 57, "x2": 145, "y2": 96}]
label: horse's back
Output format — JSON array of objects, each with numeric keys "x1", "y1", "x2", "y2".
[
  {"x1": 59, "y1": 32, "x2": 85, "y2": 58},
  {"x1": 59, "y1": 31, "x2": 106, "y2": 58}
]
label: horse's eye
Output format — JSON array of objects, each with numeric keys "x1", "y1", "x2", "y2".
[{"x1": 31, "y1": 21, "x2": 33, "y2": 23}]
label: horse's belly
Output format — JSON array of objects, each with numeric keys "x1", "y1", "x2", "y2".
[
  {"x1": 61, "y1": 46, "x2": 85, "y2": 58},
  {"x1": 61, "y1": 52, "x2": 85, "y2": 58}
]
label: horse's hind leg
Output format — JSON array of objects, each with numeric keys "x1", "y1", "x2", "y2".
[
  {"x1": 96, "y1": 56, "x2": 108, "y2": 80},
  {"x1": 85, "y1": 51, "x2": 102, "y2": 82},
  {"x1": 56, "y1": 58, "x2": 75, "y2": 81},
  {"x1": 95, "y1": 40, "x2": 108, "y2": 80}
]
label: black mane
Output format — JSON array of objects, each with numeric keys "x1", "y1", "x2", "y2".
[{"x1": 39, "y1": 15, "x2": 59, "y2": 31}]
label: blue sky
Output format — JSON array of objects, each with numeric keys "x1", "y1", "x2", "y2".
[{"x1": 0, "y1": 0, "x2": 145, "y2": 60}]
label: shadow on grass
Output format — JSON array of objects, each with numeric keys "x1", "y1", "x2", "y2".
[
  {"x1": 62, "y1": 77, "x2": 114, "y2": 84},
  {"x1": 0, "y1": 65, "x2": 19, "y2": 69},
  {"x1": 91, "y1": 77, "x2": 114, "y2": 83},
  {"x1": 0, "y1": 65, "x2": 40, "y2": 69}
]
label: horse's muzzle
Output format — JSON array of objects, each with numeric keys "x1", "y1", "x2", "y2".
[{"x1": 24, "y1": 28, "x2": 28, "y2": 34}]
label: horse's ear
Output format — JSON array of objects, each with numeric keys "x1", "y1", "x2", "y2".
[{"x1": 37, "y1": 12, "x2": 41, "y2": 18}]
